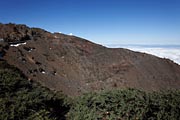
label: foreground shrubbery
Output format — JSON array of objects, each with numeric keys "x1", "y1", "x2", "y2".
[
  {"x1": 0, "y1": 61, "x2": 180, "y2": 120},
  {"x1": 68, "y1": 89, "x2": 180, "y2": 120},
  {"x1": 0, "y1": 61, "x2": 70, "y2": 120}
]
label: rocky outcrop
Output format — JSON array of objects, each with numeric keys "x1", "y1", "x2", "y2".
[
  {"x1": 1, "y1": 23, "x2": 180, "y2": 96},
  {"x1": 0, "y1": 23, "x2": 51, "y2": 43}
]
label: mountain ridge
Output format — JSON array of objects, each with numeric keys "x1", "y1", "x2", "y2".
[{"x1": 0, "y1": 23, "x2": 180, "y2": 96}]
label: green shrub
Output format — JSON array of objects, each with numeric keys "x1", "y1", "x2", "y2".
[
  {"x1": 0, "y1": 61, "x2": 70, "y2": 120},
  {"x1": 68, "y1": 89, "x2": 180, "y2": 120}
]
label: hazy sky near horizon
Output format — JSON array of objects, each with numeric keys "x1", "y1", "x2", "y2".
[{"x1": 0, "y1": 0, "x2": 180, "y2": 45}]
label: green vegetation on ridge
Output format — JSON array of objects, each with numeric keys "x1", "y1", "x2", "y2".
[
  {"x1": 0, "y1": 61, "x2": 180, "y2": 120},
  {"x1": 68, "y1": 89, "x2": 180, "y2": 120}
]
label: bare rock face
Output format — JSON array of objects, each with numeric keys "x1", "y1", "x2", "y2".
[
  {"x1": 0, "y1": 23, "x2": 31, "y2": 42},
  {"x1": 1, "y1": 23, "x2": 180, "y2": 96}
]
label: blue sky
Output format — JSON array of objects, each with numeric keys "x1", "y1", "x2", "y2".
[{"x1": 0, "y1": 0, "x2": 180, "y2": 45}]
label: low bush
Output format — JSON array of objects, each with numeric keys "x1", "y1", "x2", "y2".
[
  {"x1": 68, "y1": 89, "x2": 180, "y2": 120},
  {"x1": 0, "y1": 61, "x2": 70, "y2": 120}
]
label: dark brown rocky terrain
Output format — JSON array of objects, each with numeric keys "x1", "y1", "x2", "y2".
[{"x1": 0, "y1": 23, "x2": 180, "y2": 96}]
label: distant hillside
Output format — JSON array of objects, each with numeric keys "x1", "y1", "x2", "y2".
[{"x1": 0, "y1": 23, "x2": 180, "y2": 96}]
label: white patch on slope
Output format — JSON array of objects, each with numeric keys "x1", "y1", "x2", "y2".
[
  {"x1": 54, "y1": 35, "x2": 58, "y2": 38},
  {"x1": 10, "y1": 42, "x2": 26, "y2": 47},
  {"x1": 0, "y1": 38, "x2": 4, "y2": 41},
  {"x1": 41, "y1": 71, "x2": 46, "y2": 74}
]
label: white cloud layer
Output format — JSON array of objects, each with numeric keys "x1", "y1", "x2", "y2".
[{"x1": 106, "y1": 45, "x2": 180, "y2": 65}]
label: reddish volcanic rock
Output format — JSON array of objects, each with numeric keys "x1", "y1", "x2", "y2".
[{"x1": 1, "y1": 23, "x2": 180, "y2": 96}]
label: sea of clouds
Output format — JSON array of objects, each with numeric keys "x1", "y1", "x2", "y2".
[{"x1": 106, "y1": 44, "x2": 180, "y2": 65}]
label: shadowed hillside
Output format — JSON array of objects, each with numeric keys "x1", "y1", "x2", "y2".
[{"x1": 0, "y1": 60, "x2": 70, "y2": 120}]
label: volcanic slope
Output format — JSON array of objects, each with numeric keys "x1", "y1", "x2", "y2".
[{"x1": 1, "y1": 23, "x2": 180, "y2": 96}]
